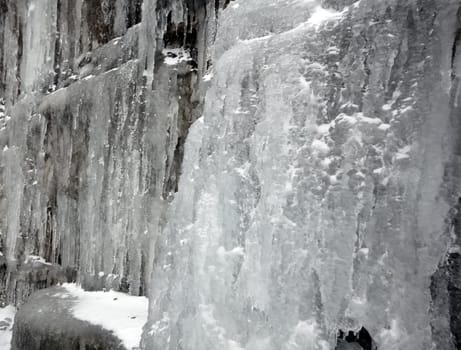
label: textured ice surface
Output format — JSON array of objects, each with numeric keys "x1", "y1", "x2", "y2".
[
  {"x1": 1, "y1": 0, "x2": 461, "y2": 349},
  {"x1": 0, "y1": 0, "x2": 217, "y2": 305},
  {"x1": 144, "y1": 0, "x2": 461, "y2": 349}
]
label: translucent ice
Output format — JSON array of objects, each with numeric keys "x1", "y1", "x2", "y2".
[{"x1": 144, "y1": 1, "x2": 461, "y2": 349}]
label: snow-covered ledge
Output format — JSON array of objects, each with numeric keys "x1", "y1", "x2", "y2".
[{"x1": 10, "y1": 285, "x2": 147, "y2": 350}]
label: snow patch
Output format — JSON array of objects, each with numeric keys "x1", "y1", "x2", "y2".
[
  {"x1": 311, "y1": 139, "x2": 330, "y2": 154},
  {"x1": 163, "y1": 49, "x2": 193, "y2": 66},
  {"x1": 217, "y1": 246, "x2": 245, "y2": 258},
  {"x1": 63, "y1": 284, "x2": 148, "y2": 350},
  {"x1": 241, "y1": 34, "x2": 273, "y2": 44},
  {"x1": 307, "y1": 6, "x2": 343, "y2": 29},
  {"x1": 317, "y1": 123, "x2": 332, "y2": 135},
  {"x1": 395, "y1": 145, "x2": 411, "y2": 160},
  {"x1": 203, "y1": 72, "x2": 214, "y2": 81},
  {"x1": 358, "y1": 247, "x2": 369, "y2": 257},
  {"x1": 321, "y1": 157, "x2": 333, "y2": 168},
  {"x1": 0, "y1": 305, "x2": 15, "y2": 350},
  {"x1": 25, "y1": 255, "x2": 52, "y2": 266},
  {"x1": 378, "y1": 123, "x2": 391, "y2": 131},
  {"x1": 285, "y1": 320, "x2": 329, "y2": 350}
]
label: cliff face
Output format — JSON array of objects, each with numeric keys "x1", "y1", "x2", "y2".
[
  {"x1": 143, "y1": 0, "x2": 461, "y2": 349},
  {"x1": 0, "y1": 0, "x2": 220, "y2": 305},
  {"x1": 1, "y1": 0, "x2": 461, "y2": 349}
]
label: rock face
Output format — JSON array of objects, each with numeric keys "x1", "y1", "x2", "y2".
[
  {"x1": 0, "y1": 0, "x2": 220, "y2": 306},
  {"x1": 143, "y1": 0, "x2": 461, "y2": 350}
]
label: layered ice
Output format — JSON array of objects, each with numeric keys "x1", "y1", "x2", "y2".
[
  {"x1": 144, "y1": 0, "x2": 461, "y2": 349},
  {"x1": 1, "y1": 0, "x2": 461, "y2": 349},
  {"x1": 0, "y1": 0, "x2": 218, "y2": 305}
]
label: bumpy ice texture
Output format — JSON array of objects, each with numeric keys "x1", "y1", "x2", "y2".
[{"x1": 144, "y1": 1, "x2": 461, "y2": 349}]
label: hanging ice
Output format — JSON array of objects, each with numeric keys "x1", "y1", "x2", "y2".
[{"x1": 143, "y1": 0, "x2": 461, "y2": 349}]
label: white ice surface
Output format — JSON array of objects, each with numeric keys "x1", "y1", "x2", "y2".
[
  {"x1": 307, "y1": 5, "x2": 344, "y2": 28},
  {"x1": 0, "y1": 306, "x2": 16, "y2": 350},
  {"x1": 63, "y1": 284, "x2": 148, "y2": 350}
]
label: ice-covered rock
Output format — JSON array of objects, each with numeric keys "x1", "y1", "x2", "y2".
[
  {"x1": 0, "y1": 0, "x2": 220, "y2": 305},
  {"x1": 11, "y1": 285, "x2": 137, "y2": 350},
  {"x1": 143, "y1": 1, "x2": 461, "y2": 349},
  {"x1": 1, "y1": 0, "x2": 461, "y2": 349}
]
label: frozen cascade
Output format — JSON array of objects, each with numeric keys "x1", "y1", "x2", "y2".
[
  {"x1": 0, "y1": 0, "x2": 221, "y2": 307},
  {"x1": 0, "y1": 0, "x2": 221, "y2": 347},
  {"x1": 0, "y1": 0, "x2": 460, "y2": 349},
  {"x1": 143, "y1": 0, "x2": 461, "y2": 350}
]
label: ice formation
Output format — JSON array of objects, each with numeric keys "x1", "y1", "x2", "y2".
[
  {"x1": 0, "y1": 0, "x2": 218, "y2": 306},
  {"x1": 144, "y1": 1, "x2": 461, "y2": 350},
  {"x1": 0, "y1": 0, "x2": 460, "y2": 349}
]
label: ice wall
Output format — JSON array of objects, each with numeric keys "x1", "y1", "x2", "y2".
[
  {"x1": 0, "y1": 0, "x2": 220, "y2": 305},
  {"x1": 2, "y1": 0, "x2": 461, "y2": 349},
  {"x1": 143, "y1": 0, "x2": 461, "y2": 349}
]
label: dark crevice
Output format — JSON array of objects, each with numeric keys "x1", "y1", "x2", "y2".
[
  {"x1": 358, "y1": 30, "x2": 371, "y2": 112},
  {"x1": 139, "y1": 252, "x2": 146, "y2": 296},
  {"x1": 15, "y1": 7, "x2": 22, "y2": 97},
  {"x1": 120, "y1": 252, "x2": 130, "y2": 293},
  {"x1": 452, "y1": 29, "x2": 461, "y2": 68},
  {"x1": 52, "y1": 0, "x2": 62, "y2": 90},
  {"x1": 0, "y1": 0, "x2": 7, "y2": 13},
  {"x1": 451, "y1": 6, "x2": 461, "y2": 75},
  {"x1": 431, "y1": 197, "x2": 461, "y2": 349},
  {"x1": 214, "y1": 0, "x2": 220, "y2": 18},
  {"x1": 126, "y1": 0, "x2": 143, "y2": 28},
  {"x1": 336, "y1": 327, "x2": 377, "y2": 350},
  {"x1": 0, "y1": 0, "x2": 7, "y2": 96},
  {"x1": 44, "y1": 206, "x2": 55, "y2": 264},
  {"x1": 84, "y1": 0, "x2": 115, "y2": 44},
  {"x1": 163, "y1": 15, "x2": 198, "y2": 53},
  {"x1": 447, "y1": 197, "x2": 461, "y2": 348},
  {"x1": 162, "y1": 69, "x2": 198, "y2": 198}
]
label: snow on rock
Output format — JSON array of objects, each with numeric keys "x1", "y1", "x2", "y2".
[
  {"x1": 63, "y1": 284, "x2": 148, "y2": 350},
  {"x1": 163, "y1": 48, "x2": 193, "y2": 66},
  {"x1": 203, "y1": 72, "x2": 214, "y2": 82},
  {"x1": 307, "y1": 5, "x2": 344, "y2": 29},
  {"x1": 0, "y1": 306, "x2": 15, "y2": 350},
  {"x1": 24, "y1": 255, "x2": 52, "y2": 266}
]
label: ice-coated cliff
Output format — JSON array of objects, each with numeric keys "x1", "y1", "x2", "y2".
[
  {"x1": 0, "y1": 0, "x2": 221, "y2": 306},
  {"x1": 143, "y1": 0, "x2": 461, "y2": 349},
  {"x1": 1, "y1": 0, "x2": 461, "y2": 349}
]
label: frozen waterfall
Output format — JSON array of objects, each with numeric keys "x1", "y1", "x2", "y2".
[
  {"x1": 0, "y1": 0, "x2": 460, "y2": 349},
  {"x1": 143, "y1": 1, "x2": 461, "y2": 350}
]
